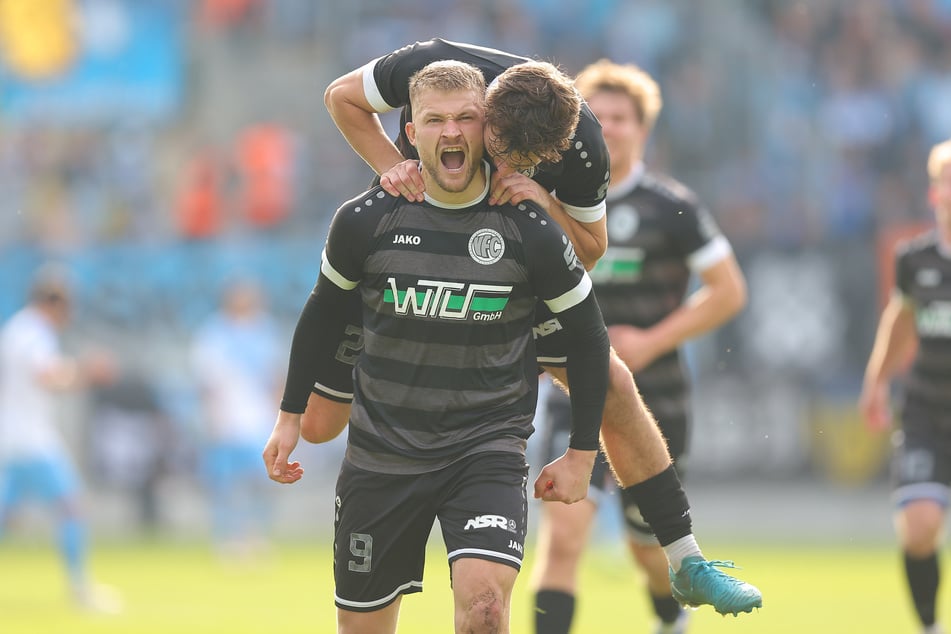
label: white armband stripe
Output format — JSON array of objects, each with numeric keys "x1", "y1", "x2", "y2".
[
  {"x1": 687, "y1": 235, "x2": 733, "y2": 273},
  {"x1": 362, "y1": 60, "x2": 395, "y2": 113},
  {"x1": 562, "y1": 200, "x2": 606, "y2": 224},
  {"x1": 321, "y1": 250, "x2": 359, "y2": 290},
  {"x1": 544, "y1": 272, "x2": 593, "y2": 313}
]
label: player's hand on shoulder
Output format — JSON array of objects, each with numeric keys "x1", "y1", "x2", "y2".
[
  {"x1": 489, "y1": 171, "x2": 551, "y2": 212},
  {"x1": 380, "y1": 159, "x2": 425, "y2": 202}
]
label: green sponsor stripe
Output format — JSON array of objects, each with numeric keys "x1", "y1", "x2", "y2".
[
  {"x1": 594, "y1": 259, "x2": 641, "y2": 274},
  {"x1": 611, "y1": 261, "x2": 641, "y2": 274},
  {"x1": 383, "y1": 289, "x2": 508, "y2": 311},
  {"x1": 470, "y1": 297, "x2": 508, "y2": 311},
  {"x1": 384, "y1": 289, "x2": 417, "y2": 303}
]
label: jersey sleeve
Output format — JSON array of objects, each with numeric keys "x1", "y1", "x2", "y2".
[
  {"x1": 548, "y1": 106, "x2": 610, "y2": 223},
  {"x1": 518, "y1": 204, "x2": 593, "y2": 312},
  {"x1": 665, "y1": 193, "x2": 733, "y2": 273},
  {"x1": 894, "y1": 239, "x2": 916, "y2": 305},
  {"x1": 321, "y1": 190, "x2": 385, "y2": 289},
  {"x1": 280, "y1": 190, "x2": 385, "y2": 411},
  {"x1": 366, "y1": 39, "x2": 523, "y2": 112},
  {"x1": 516, "y1": 203, "x2": 608, "y2": 451}
]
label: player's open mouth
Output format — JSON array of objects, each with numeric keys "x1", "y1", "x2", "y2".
[{"x1": 440, "y1": 148, "x2": 465, "y2": 171}]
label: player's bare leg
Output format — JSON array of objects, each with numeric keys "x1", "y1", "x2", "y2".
[
  {"x1": 337, "y1": 598, "x2": 401, "y2": 634},
  {"x1": 451, "y1": 558, "x2": 519, "y2": 634},
  {"x1": 896, "y1": 500, "x2": 945, "y2": 632},
  {"x1": 629, "y1": 539, "x2": 687, "y2": 632},
  {"x1": 530, "y1": 497, "x2": 597, "y2": 632},
  {"x1": 300, "y1": 393, "x2": 351, "y2": 444},
  {"x1": 542, "y1": 350, "x2": 762, "y2": 616},
  {"x1": 543, "y1": 350, "x2": 669, "y2": 489}
]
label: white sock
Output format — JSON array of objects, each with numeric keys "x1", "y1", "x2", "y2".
[{"x1": 664, "y1": 535, "x2": 703, "y2": 572}]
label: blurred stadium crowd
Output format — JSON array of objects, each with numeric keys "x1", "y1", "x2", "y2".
[{"x1": 3, "y1": 0, "x2": 951, "y2": 533}]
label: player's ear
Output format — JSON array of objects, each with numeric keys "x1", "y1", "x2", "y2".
[{"x1": 405, "y1": 122, "x2": 417, "y2": 147}]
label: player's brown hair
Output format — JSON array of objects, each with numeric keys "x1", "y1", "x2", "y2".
[
  {"x1": 574, "y1": 59, "x2": 663, "y2": 133},
  {"x1": 484, "y1": 61, "x2": 581, "y2": 164}
]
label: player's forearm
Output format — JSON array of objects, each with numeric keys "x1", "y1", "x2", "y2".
[
  {"x1": 280, "y1": 277, "x2": 352, "y2": 413},
  {"x1": 280, "y1": 291, "x2": 323, "y2": 413},
  {"x1": 545, "y1": 199, "x2": 607, "y2": 270},
  {"x1": 863, "y1": 299, "x2": 917, "y2": 387},
  {"x1": 558, "y1": 295, "x2": 611, "y2": 450},
  {"x1": 645, "y1": 270, "x2": 747, "y2": 357},
  {"x1": 324, "y1": 85, "x2": 404, "y2": 176}
]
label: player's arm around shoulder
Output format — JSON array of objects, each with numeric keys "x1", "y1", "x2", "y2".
[
  {"x1": 323, "y1": 63, "x2": 406, "y2": 177},
  {"x1": 490, "y1": 172, "x2": 606, "y2": 269},
  {"x1": 523, "y1": 207, "x2": 610, "y2": 503},
  {"x1": 551, "y1": 108, "x2": 611, "y2": 267},
  {"x1": 547, "y1": 198, "x2": 606, "y2": 270}
]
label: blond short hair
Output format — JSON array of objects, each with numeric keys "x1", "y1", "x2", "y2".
[
  {"x1": 574, "y1": 59, "x2": 662, "y2": 132},
  {"x1": 928, "y1": 138, "x2": 951, "y2": 181},
  {"x1": 408, "y1": 60, "x2": 486, "y2": 109}
]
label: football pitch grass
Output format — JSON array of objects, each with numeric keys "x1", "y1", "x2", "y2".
[{"x1": 0, "y1": 537, "x2": 930, "y2": 633}]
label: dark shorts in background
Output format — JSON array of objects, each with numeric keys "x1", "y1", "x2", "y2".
[{"x1": 892, "y1": 401, "x2": 951, "y2": 508}]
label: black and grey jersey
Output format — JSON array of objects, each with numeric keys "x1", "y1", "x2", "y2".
[
  {"x1": 361, "y1": 38, "x2": 609, "y2": 223},
  {"x1": 895, "y1": 230, "x2": 951, "y2": 411},
  {"x1": 321, "y1": 166, "x2": 592, "y2": 475},
  {"x1": 585, "y1": 166, "x2": 732, "y2": 421}
]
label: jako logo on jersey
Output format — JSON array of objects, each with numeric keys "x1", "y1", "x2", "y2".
[
  {"x1": 464, "y1": 514, "x2": 517, "y2": 533},
  {"x1": 392, "y1": 234, "x2": 421, "y2": 245},
  {"x1": 384, "y1": 277, "x2": 511, "y2": 321},
  {"x1": 468, "y1": 228, "x2": 505, "y2": 265}
]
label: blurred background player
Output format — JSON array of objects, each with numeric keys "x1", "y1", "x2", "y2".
[
  {"x1": 530, "y1": 59, "x2": 748, "y2": 634},
  {"x1": 0, "y1": 264, "x2": 121, "y2": 613},
  {"x1": 859, "y1": 138, "x2": 951, "y2": 634},
  {"x1": 191, "y1": 278, "x2": 284, "y2": 559}
]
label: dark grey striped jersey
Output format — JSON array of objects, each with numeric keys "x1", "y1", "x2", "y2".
[
  {"x1": 322, "y1": 169, "x2": 593, "y2": 475},
  {"x1": 896, "y1": 230, "x2": 951, "y2": 412},
  {"x1": 580, "y1": 166, "x2": 732, "y2": 424}
]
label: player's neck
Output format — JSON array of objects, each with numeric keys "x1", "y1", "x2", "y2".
[
  {"x1": 608, "y1": 160, "x2": 645, "y2": 197},
  {"x1": 610, "y1": 154, "x2": 643, "y2": 183},
  {"x1": 423, "y1": 161, "x2": 490, "y2": 208}
]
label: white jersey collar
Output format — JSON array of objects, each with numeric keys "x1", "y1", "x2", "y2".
[{"x1": 606, "y1": 162, "x2": 645, "y2": 201}]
